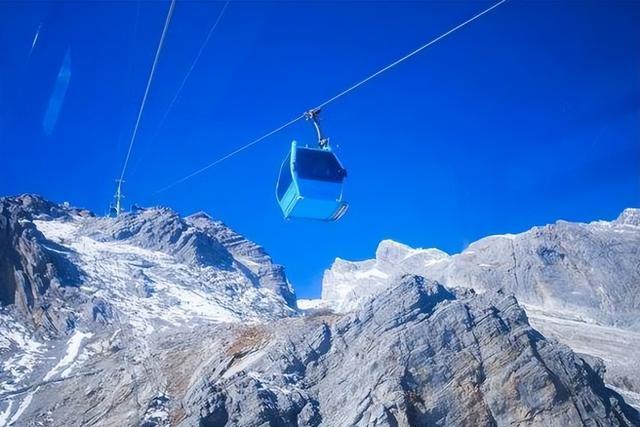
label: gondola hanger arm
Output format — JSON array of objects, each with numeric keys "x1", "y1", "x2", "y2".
[{"x1": 305, "y1": 109, "x2": 329, "y2": 149}]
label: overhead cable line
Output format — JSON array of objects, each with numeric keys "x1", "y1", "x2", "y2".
[
  {"x1": 155, "y1": 0, "x2": 508, "y2": 194},
  {"x1": 156, "y1": 0, "x2": 231, "y2": 130},
  {"x1": 311, "y1": 0, "x2": 508, "y2": 111},
  {"x1": 155, "y1": 114, "x2": 305, "y2": 193},
  {"x1": 113, "y1": 0, "x2": 176, "y2": 214},
  {"x1": 127, "y1": 0, "x2": 231, "y2": 182}
]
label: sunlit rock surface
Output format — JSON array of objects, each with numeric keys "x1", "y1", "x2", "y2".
[{"x1": 321, "y1": 209, "x2": 640, "y2": 410}]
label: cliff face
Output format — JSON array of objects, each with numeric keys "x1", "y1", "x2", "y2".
[
  {"x1": 3, "y1": 274, "x2": 637, "y2": 426},
  {"x1": 0, "y1": 195, "x2": 88, "y2": 333},
  {"x1": 185, "y1": 212, "x2": 296, "y2": 308}
]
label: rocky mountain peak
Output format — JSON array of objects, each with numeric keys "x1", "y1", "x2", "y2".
[
  {"x1": 375, "y1": 239, "x2": 415, "y2": 263},
  {"x1": 615, "y1": 208, "x2": 640, "y2": 226},
  {"x1": 2, "y1": 194, "x2": 92, "y2": 220},
  {"x1": 186, "y1": 211, "x2": 213, "y2": 221}
]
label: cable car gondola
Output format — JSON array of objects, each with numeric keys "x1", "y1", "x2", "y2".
[{"x1": 275, "y1": 110, "x2": 348, "y2": 221}]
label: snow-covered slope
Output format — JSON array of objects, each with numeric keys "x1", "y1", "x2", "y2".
[{"x1": 32, "y1": 217, "x2": 292, "y2": 330}]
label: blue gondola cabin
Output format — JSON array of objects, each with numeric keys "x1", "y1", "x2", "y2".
[{"x1": 276, "y1": 141, "x2": 348, "y2": 221}]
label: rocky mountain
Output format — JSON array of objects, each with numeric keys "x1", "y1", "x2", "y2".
[
  {"x1": 0, "y1": 195, "x2": 638, "y2": 426},
  {"x1": 317, "y1": 209, "x2": 640, "y2": 410},
  {"x1": 180, "y1": 276, "x2": 638, "y2": 426},
  {"x1": 0, "y1": 194, "x2": 295, "y2": 426}
]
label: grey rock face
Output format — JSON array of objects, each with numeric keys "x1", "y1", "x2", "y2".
[
  {"x1": 432, "y1": 213, "x2": 640, "y2": 328},
  {"x1": 77, "y1": 208, "x2": 296, "y2": 308},
  {"x1": 185, "y1": 212, "x2": 296, "y2": 308},
  {"x1": 0, "y1": 196, "x2": 296, "y2": 324},
  {"x1": 81, "y1": 208, "x2": 234, "y2": 270},
  {"x1": 180, "y1": 276, "x2": 637, "y2": 426},
  {"x1": 18, "y1": 277, "x2": 634, "y2": 426},
  {"x1": 0, "y1": 195, "x2": 84, "y2": 334},
  {"x1": 616, "y1": 209, "x2": 640, "y2": 227}
]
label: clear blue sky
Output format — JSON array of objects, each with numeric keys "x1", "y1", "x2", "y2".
[{"x1": 1, "y1": 1, "x2": 638, "y2": 298}]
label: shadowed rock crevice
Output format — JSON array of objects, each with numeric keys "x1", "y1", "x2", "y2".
[{"x1": 0, "y1": 196, "x2": 85, "y2": 334}]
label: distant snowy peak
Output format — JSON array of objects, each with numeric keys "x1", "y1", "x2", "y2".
[
  {"x1": 321, "y1": 240, "x2": 449, "y2": 312},
  {"x1": 615, "y1": 207, "x2": 640, "y2": 226},
  {"x1": 296, "y1": 298, "x2": 325, "y2": 311},
  {"x1": 375, "y1": 239, "x2": 415, "y2": 263},
  {"x1": 375, "y1": 239, "x2": 448, "y2": 264},
  {"x1": 321, "y1": 210, "x2": 640, "y2": 327}
]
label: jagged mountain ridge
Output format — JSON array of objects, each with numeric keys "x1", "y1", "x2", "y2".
[
  {"x1": 322, "y1": 209, "x2": 640, "y2": 326},
  {"x1": 0, "y1": 195, "x2": 638, "y2": 426},
  {"x1": 0, "y1": 195, "x2": 296, "y2": 329}
]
